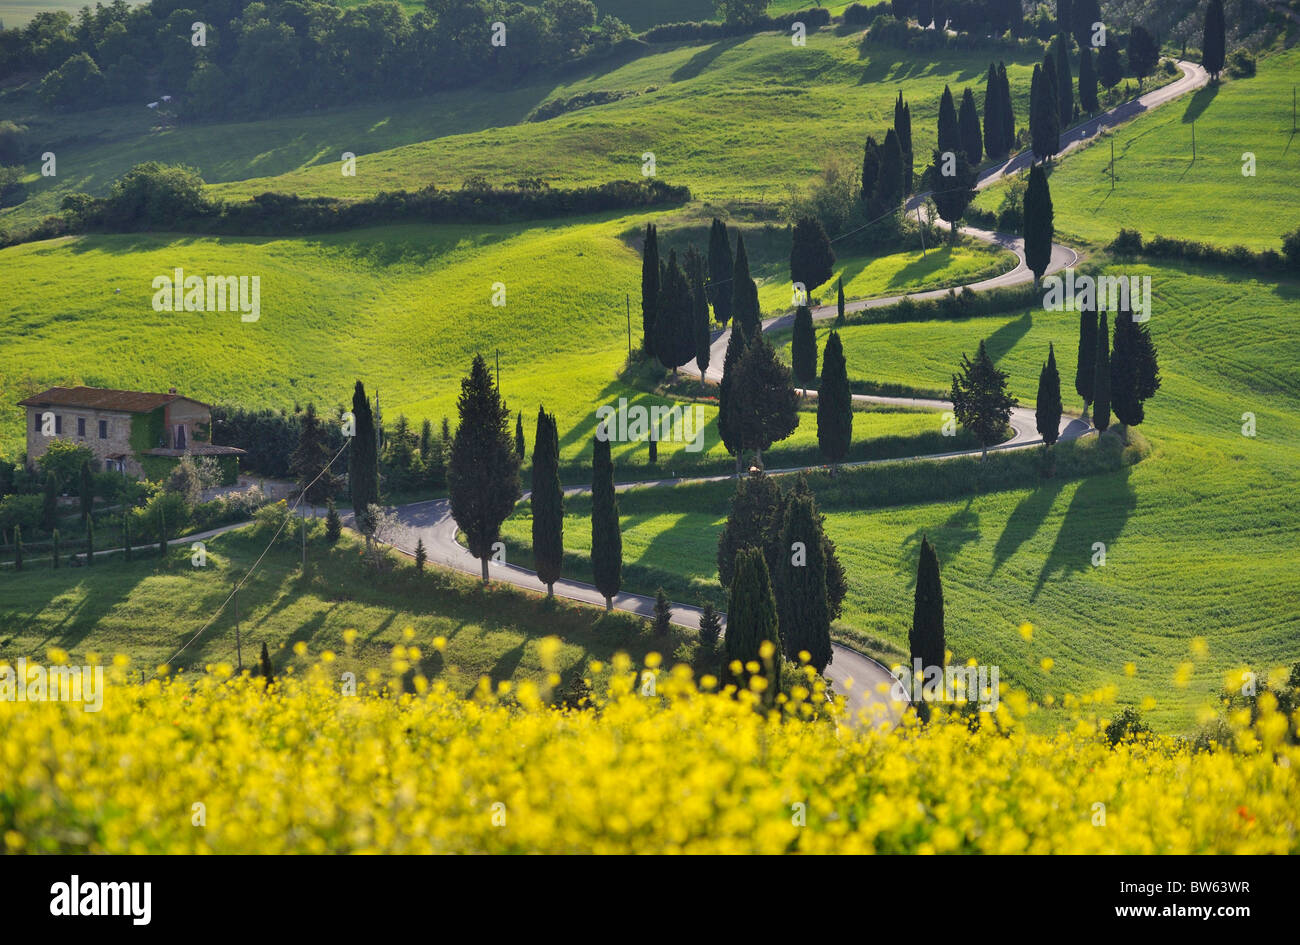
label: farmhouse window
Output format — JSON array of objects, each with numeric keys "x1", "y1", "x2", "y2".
[
  {"x1": 77, "y1": 418, "x2": 86, "y2": 437},
  {"x1": 174, "y1": 425, "x2": 186, "y2": 450},
  {"x1": 99, "y1": 420, "x2": 109, "y2": 439},
  {"x1": 54, "y1": 415, "x2": 62, "y2": 434}
]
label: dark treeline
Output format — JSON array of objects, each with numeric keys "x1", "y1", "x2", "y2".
[
  {"x1": 1, "y1": 0, "x2": 636, "y2": 118},
  {"x1": 5, "y1": 162, "x2": 689, "y2": 246},
  {"x1": 642, "y1": 6, "x2": 831, "y2": 43}
]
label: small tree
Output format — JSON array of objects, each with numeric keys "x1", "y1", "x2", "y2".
[
  {"x1": 515, "y1": 411, "x2": 526, "y2": 459},
  {"x1": 929, "y1": 147, "x2": 978, "y2": 243},
  {"x1": 982, "y1": 63, "x2": 1004, "y2": 159},
  {"x1": 698, "y1": 601, "x2": 722, "y2": 651},
  {"x1": 654, "y1": 248, "x2": 697, "y2": 374},
  {"x1": 641, "y1": 222, "x2": 660, "y2": 350},
  {"x1": 723, "y1": 547, "x2": 781, "y2": 707},
  {"x1": 1075, "y1": 298, "x2": 1098, "y2": 415},
  {"x1": 590, "y1": 429, "x2": 622, "y2": 610},
  {"x1": 774, "y1": 492, "x2": 832, "y2": 672},
  {"x1": 1109, "y1": 310, "x2": 1145, "y2": 437},
  {"x1": 1052, "y1": 32, "x2": 1074, "y2": 126},
  {"x1": 950, "y1": 339, "x2": 1018, "y2": 458},
  {"x1": 260, "y1": 641, "x2": 274, "y2": 686},
  {"x1": 1023, "y1": 164, "x2": 1054, "y2": 282},
  {"x1": 349, "y1": 380, "x2": 379, "y2": 536},
  {"x1": 1035, "y1": 342, "x2": 1064, "y2": 449},
  {"x1": 860, "y1": 134, "x2": 881, "y2": 206},
  {"x1": 531, "y1": 406, "x2": 564, "y2": 597},
  {"x1": 791, "y1": 305, "x2": 818, "y2": 395},
  {"x1": 78, "y1": 460, "x2": 93, "y2": 523},
  {"x1": 937, "y1": 84, "x2": 960, "y2": 156},
  {"x1": 41, "y1": 472, "x2": 57, "y2": 532},
  {"x1": 836, "y1": 276, "x2": 846, "y2": 325},
  {"x1": 707, "y1": 217, "x2": 734, "y2": 325},
  {"x1": 1030, "y1": 62, "x2": 1061, "y2": 160},
  {"x1": 717, "y1": 323, "x2": 749, "y2": 473},
  {"x1": 687, "y1": 245, "x2": 712, "y2": 375},
  {"x1": 1128, "y1": 25, "x2": 1159, "y2": 90},
  {"x1": 870, "y1": 128, "x2": 905, "y2": 218},
  {"x1": 652, "y1": 588, "x2": 672, "y2": 637},
  {"x1": 324, "y1": 499, "x2": 341, "y2": 545},
  {"x1": 958, "y1": 87, "x2": 983, "y2": 164},
  {"x1": 998, "y1": 62, "x2": 1016, "y2": 153},
  {"x1": 894, "y1": 90, "x2": 914, "y2": 193},
  {"x1": 1092, "y1": 310, "x2": 1112, "y2": 432},
  {"x1": 732, "y1": 334, "x2": 801, "y2": 470},
  {"x1": 730, "y1": 234, "x2": 762, "y2": 342},
  {"x1": 52, "y1": 528, "x2": 60, "y2": 569},
  {"x1": 790, "y1": 216, "x2": 835, "y2": 299},
  {"x1": 1097, "y1": 36, "x2": 1123, "y2": 90},
  {"x1": 816, "y1": 330, "x2": 852, "y2": 474},
  {"x1": 910, "y1": 536, "x2": 945, "y2": 718},
  {"x1": 414, "y1": 537, "x2": 427, "y2": 571},
  {"x1": 290, "y1": 402, "x2": 336, "y2": 505},
  {"x1": 1078, "y1": 44, "x2": 1099, "y2": 114}
]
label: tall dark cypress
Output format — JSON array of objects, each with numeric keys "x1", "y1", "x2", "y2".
[
  {"x1": 1133, "y1": 319, "x2": 1161, "y2": 403},
  {"x1": 531, "y1": 406, "x2": 563, "y2": 596},
  {"x1": 791, "y1": 305, "x2": 817, "y2": 395},
  {"x1": 706, "y1": 218, "x2": 734, "y2": 325},
  {"x1": 910, "y1": 536, "x2": 946, "y2": 690},
  {"x1": 349, "y1": 380, "x2": 379, "y2": 534},
  {"x1": 260, "y1": 642, "x2": 274, "y2": 686},
  {"x1": 894, "y1": 91, "x2": 914, "y2": 194},
  {"x1": 1092, "y1": 310, "x2": 1112, "y2": 432},
  {"x1": 1035, "y1": 342, "x2": 1064, "y2": 447},
  {"x1": 982, "y1": 63, "x2": 1004, "y2": 159},
  {"x1": 1023, "y1": 164, "x2": 1054, "y2": 282},
  {"x1": 1075, "y1": 298, "x2": 1098, "y2": 412},
  {"x1": 723, "y1": 547, "x2": 782, "y2": 706},
  {"x1": 515, "y1": 411, "x2": 525, "y2": 459},
  {"x1": 1053, "y1": 32, "x2": 1074, "y2": 126},
  {"x1": 836, "y1": 276, "x2": 846, "y2": 325},
  {"x1": 789, "y1": 217, "x2": 835, "y2": 297},
  {"x1": 1071, "y1": 0, "x2": 1101, "y2": 50},
  {"x1": 731, "y1": 334, "x2": 800, "y2": 470},
  {"x1": 816, "y1": 331, "x2": 852, "y2": 474},
  {"x1": 85, "y1": 517, "x2": 94, "y2": 567},
  {"x1": 730, "y1": 234, "x2": 761, "y2": 341},
  {"x1": 774, "y1": 492, "x2": 832, "y2": 672},
  {"x1": 1078, "y1": 44, "x2": 1099, "y2": 114},
  {"x1": 590, "y1": 430, "x2": 622, "y2": 610},
  {"x1": 1097, "y1": 36, "x2": 1123, "y2": 89},
  {"x1": 447, "y1": 355, "x2": 522, "y2": 582},
  {"x1": 937, "y1": 84, "x2": 961, "y2": 157},
  {"x1": 861, "y1": 134, "x2": 881, "y2": 206},
  {"x1": 41, "y1": 472, "x2": 57, "y2": 532},
  {"x1": 1203, "y1": 0, "x2": 1226, "y2": 79},
  {"x1": 686, "y1": 244, "x2": 712, "y2": 374},
  {"x1": 1031, "y1": 62, "x2": 1061, "y2": 159},
  {"x1": 1109, "y1": 310, "x2": 1143, "y2": 432},
  {"x1": 998, "y1": 62, "x2": 1015, "y2": 153},
  {"x1": 78, "y1": 461, "x2": 93, "y2": 522},
  {"x1": 718, "y1": 323, "x2": 749, "y2": 472},
  {"x1": 654, "y1": 248, "x2": 697, "y2": 374},
  {"x1": 958, "y1": 87, "x2": 983, "y2": 163},
  {"x1": 640, "y1": 223, "x2": 660, "y2": 351},
  {"x1": 871, "y1": 127, "x2": 905, "y2": 217}
]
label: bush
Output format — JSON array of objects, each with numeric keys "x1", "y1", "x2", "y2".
[
  {"x1": 1225, "y1": 50, "x2": 1255, "y2": 78},
  {"x1": 1107, "y1": 228, "x2": 1144, "y2": 257},
  {"x1": 253, "y1": 500, "x2": 293, "y2": 537},
  {"x1": 843, "y1": 2, "x2": 892, "y2": 25},
  {"x1": 1282, "y1": 228, "x2": 1300, "y2": 273},
  {"x1": 1105, "y1": 707, "x2": 1152, "y2": 747},
  {"x1": 0, "y1": 494, "x2": 43, "y2": 539},
  {"x1": 1108, "y1": 228, "x2": 1291, "y2": 274},
  {"x1": 36, "y1": 440, "x2": 95, "y2": 489},
  {"x1": 132, "y1": 489, "x2": 190, "y2": 541}
]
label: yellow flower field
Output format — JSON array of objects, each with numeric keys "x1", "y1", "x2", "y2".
[{"x1": 1, "y1": 646, "x2": 1296, "y2": 854}]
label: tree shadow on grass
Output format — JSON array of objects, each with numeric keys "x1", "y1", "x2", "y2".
[
  {"x1": 1031, "y1": 464, "x2": 1136, "y2": 600},
  {"x1": 990, "y1": 475, "x2": 1066, "y2": 575},
  {"x1": 671, "y1": 37, "x2": 747, "y2": 82},
  {"x1": 1181, "y1": 82, "x2": 1219, "y2": 124},
  {"x1": 900, "y1": 497, "x2": 981, "y2": 586},
  {"x1": 982, "y1": 310, "x2": 1034, "y2": 363}
]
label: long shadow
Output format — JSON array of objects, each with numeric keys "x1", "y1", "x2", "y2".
[
  {"x1": 886, "y1": 245, "x2": 955, "y2": 289},
  {"x1": 982, "y1": 310, "x2": 1034, "y2": 364},
  {"x1": 900, "y1": 498, "x2": 981, "y2": 584},
  {"x1": 671, "y1": 36, "x2": 746, "y2": 82},
  {"x1": 990, "y1": 476, "x2": 1066, "y2": 575},
  {"x1": 1031, "y1": 465, "x2": 1136, "y2": 600},
  {"x1": 1181, "y1": 82, "x2": 1219, "y2": 124}
]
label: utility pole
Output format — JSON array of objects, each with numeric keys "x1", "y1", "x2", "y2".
[
  {"x1": 495, "y1": 348, "x2": 500, "y2": 389},
  {"x1": 301, "y1": 512, "x2": 306, "y2": 570},
  {"x1": 1293, "y1": 87, "x2": 1296, "y2": 133},
  {"x1": 1191, "y1": 120, "x2": 1196, "y2": 160},
  {"x1": 234, "y1": 587, "x2": 242, "y2": 672},
  {"x1": 915, "y1": 205, "x2": 926, "y2": 256},
  {"x1": 626, "y1": 293, "x2": 631, "y2": 356},
  {"x1": 1110, "y1": 137, "x2": 1116, "y2": 191}
]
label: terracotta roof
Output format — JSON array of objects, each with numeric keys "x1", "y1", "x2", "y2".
[
  {"x1": 17, "y1": 386, "x2": 210, "y2": 413},
  {"x1": 144, "y1": 445, "x2": 246, "y2": 457}
]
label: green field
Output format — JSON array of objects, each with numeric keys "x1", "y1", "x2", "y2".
[
  {"x1": 500, "y1": 261, "x2": 1300, "y2": 730},
  {"x1": 972, "y1": 47, "x2": 1300, "y2": 251},
  {"x1": 0, "y1": 522, "x2": 683, "y2": 692}
]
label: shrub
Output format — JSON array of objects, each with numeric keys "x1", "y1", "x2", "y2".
[
  {"x1": 1107, "y1": 228, "x2": 1144, "y2": 257},
  {"x1": 1282, "y1": 228, "x2": 1300, "y2": 273},
  {"x1": 1226, "y1": 50, "x2": 1255, "y2": 78},
  {"x1": 843, "y1": 2, "x2": 892, "y2": 25},
  {"x1": 1105, "y1": 707, "x2": 1153, "y2": 746}
]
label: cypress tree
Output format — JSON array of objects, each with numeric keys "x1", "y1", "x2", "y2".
[
  {"x1": 53, "y1": 528, "x2": 60, "y2": 569},
  {"x1": 349, "y1": 380, "x2": 379, "y2": 535},
  {"x1": 414, "y1": 537, "x2": 427, "y2": 571},
  {"x1": 448, "y1": 354, "x2": 522, "y2": 582},
  {"x1": 959, "y1": 87, "x2": 983, "y2": 163},
  {"x1": 774, "y1": 492, "x2": 832, "y2": 672},
  {"x1": 1031, "y1": 61, "x2": 1062, "y2": 159},
  {"x1": 1203, "y1": 0, "x2": 1226, "y2": 79},
  {"x1": 816, "y1": 331, "x2": 852, "y2": 474},
  {"x1": 157, "y1": 506, "x2": 166, "y2": 562},
  {"x1": 531, "y1": 406, "x2": 563, "y2": 597},
  {"x1": 836, "y1": 276, "x2": 846, "y2": 325},
  {"x1": 686, "y1": 244, "x2": 712, "y2": 374},
  {"x1": 1128, "y1": 25, "x2": 1159, "y2": 90},
  {"x1": 930, "y1": 147, "x2": 978, "y2": 242},
  {"x1": 123, "y1": 514, "x2": 132, "y2": 561},
  {"x1": 983, "y1": 63, "x2": 1004, "y2": 159},
  {"x1": 41, "y1": 472, "x2": 57, "y2": 532},
  {"x1": 1023, "y1": 164, "x2": 1054, "y2": 282},
  {"x1": 648, "y1": 429, "x2": 657, "y2": 464},
  {"x1": 894, "y1": 91, "x2": 914, "y2": 194},
  {"x1": 641, "y1": 223, "x2": 660, "y2": 351},
  {"x1": 1109, "y1": 310, "x2": 1142, "y2": 434},
  {"x1": 950, "y1": 339, "x2": 1018, "y2": 458},
  {"x1": 1071, "y1": 0, "x2": 1101, "y2": 50},
  {"x1": 716, "y1": 472, "x2": 785, "y2": 590},
  {"x1": 718, "y1": 322, "x2": 749, "y2": 473},
  {"x1": 723, "y1": 547, "x2": 781, "y2": 706},
  {"x1": 730, "y1": 234, "x2": 761, "y2": 341},
  {"x1": 78, "y1": 460, "x2": 93, "y2": 522},
  {"x1": 1035, "y1": 342, "x2": 1064, "y2": 447},
  {"x1": 590, "y1": 430, "x2": 622, "y2": 610},
  {"x1": 1133, "y1": 318, "x2": 1161, "y2": 403},
  {"x1": 1053, "y1": 32, "x2": 1074, "y2": 126},
  {"x1": 324, "y1": 499, "x2": 341, "y2": 545},
  {"x1": 1075, "y1": 298, "x2": 1098, "y2": 413},
  {"x1": 871, "y1": 127, "x2": 905, "y2": 218},
  {"x1": 1056, "y1": 0, "x2": 1073, "y2": 34},
  {"x1": 1092, "y1": 310, "x2": 1112, "y2": 432},
  {"x1": 731, "y1": 334, "x2": 801, "y2": 470},
  {"x1": 789, "y1": 217, "x2": 835, "y2": 299},
  {"x1": 1097, "y1": 35, "x2": 1122, "y2": 89},
  {"x1": 707, "y1": 218, "x2": 734, "y2": 325},
  {"x1": 515, "y1": 411, "x2": 525, "y2": 459},
  {"x1": 698, "y1": 601, "x2": 722, "y2": 651},
  {"x1": 291, "y1": 403, "x2": 334, "y2": 505},
  {"x1": 420, "y1": 417, "x2": 433, "y2": 460},
  {"x1": 791, "y1": 305, "x2": 817, "y2": 395},
  {"x1": 910, "y1": 536, "x2": 946, "y2": 711},
  {"x1": 652, "y1": 588, "x2": 671, "y2": 637},
  {"x1": 860, "y1": 134, "x2": 881, "y2": 207},
  {"x1": 85, "y1": 517, "x2": 94, "y2": 566},
  {"x1": 1078, "y1": 44, "x2": 1099, "y2": 114},
  {"x1": 998, "y1": 62, "x2": 1015, "y2": 153},
  {"x1": 937, "y1": 85, "x2": 960, "y2": 156},
  {"x1": 654, "y1": 248, "x2": 696, "y2": 374},
  {"x1": 260, "y1": 642, "x2": 274, "y2": 686},
  {"x1": 13, "y1": 525, "x2": 22, "y2": 571}
]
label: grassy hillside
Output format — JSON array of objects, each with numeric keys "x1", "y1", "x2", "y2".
[
  {"x1": 971, "y1": 48, "x2": 1300, "y2": 251},
  {"x1": 0, "y1": 523, "x2": 681, "y2": 693},
  {"x1": 496, "y1": 261, "x2": 1300, "y2": 731}
]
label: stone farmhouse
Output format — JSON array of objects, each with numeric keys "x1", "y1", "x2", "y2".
[{"x1": 18, "y1": 386, "x2": 244, "y2": 482}]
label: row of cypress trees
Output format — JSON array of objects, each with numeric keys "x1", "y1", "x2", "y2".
[{"x1": 1073, "y1": 303, "x2": 1161, "y2": 436}]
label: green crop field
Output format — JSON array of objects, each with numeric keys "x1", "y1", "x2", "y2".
[
  {"x1": 498, "y1": 261, "x2": 1300, "y2": 730},
  {"x1": 972, "y1": 47, "x2": 1300, "y2": 251}
]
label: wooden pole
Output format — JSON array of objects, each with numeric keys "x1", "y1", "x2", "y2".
[
  {"x1": 1110, "y1": 138, "x2": 1115, "y2": 190},
  {"x1": 301, "y1": 512, "x2": 306, "y2": 570},
  {"x1": 626, "y1": 293, "x2": 631, "y2": 357},
  {"x1": 1191, "y1": 120, "x2": 1196, "y2": 160},
  {"x1": 495, "y1": 348, "x2": 500, "y2": 389},
  {"x1": 915, "y1": 205, "x2": 926, "y2": 256},
  {"x1": 234, "y1": 587, "x2": 242, "y2": 672}
]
